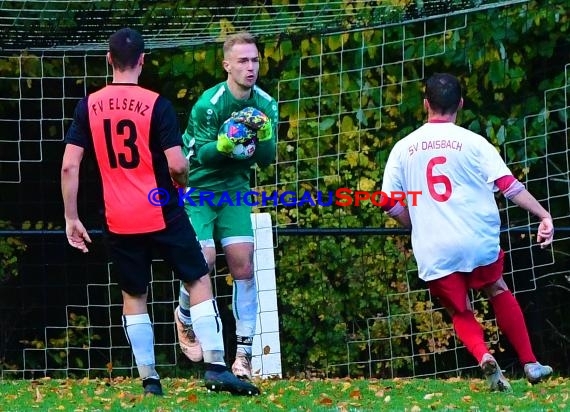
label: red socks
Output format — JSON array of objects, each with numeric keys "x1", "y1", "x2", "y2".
[
  {"x1": 490, "y1": 291, "x2": 536, "y2": 365},
  {"x1": 451, "y1": 291, "x2": 537, "y2": 365},
  {"x1": 451, "y1": 310, "x2": 490, "y2": 364}
]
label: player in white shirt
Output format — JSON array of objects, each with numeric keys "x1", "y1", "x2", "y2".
[{"x1": 381, "y1": 73, "x2": 554, "y2": 392}]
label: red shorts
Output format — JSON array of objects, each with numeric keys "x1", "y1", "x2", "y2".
[{"x1": 428, "y1": 249, "x2": 504, "y2": 313}]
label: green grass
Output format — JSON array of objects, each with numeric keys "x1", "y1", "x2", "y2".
[{"x1": 0, "y1": 376, "x2": 568, "y2": 411}]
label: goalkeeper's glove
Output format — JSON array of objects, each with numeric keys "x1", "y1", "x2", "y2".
[
  {"x1": 232, "y1": 107, "x2": 271, "y2": 136},
  {"x1": 232, "y1": 107, "x2": 272, "y2": 141},
  {"x1": 216, "y1": 131, "x2": 235, "y2": 155},
  {"x1": 256, "y1": 117, "x2": 273, "y2": 142},
  {"x1": 232, "y1": 107, "x2": 267, "y2": 129}
]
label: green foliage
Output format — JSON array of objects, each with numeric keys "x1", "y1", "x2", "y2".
[
  {"x1": 275, "y1": 227, "x2": 420, "y2": 376},
  {"x1": 0, "y1": 221, "x2": 28, "y2": 284},
  {"x1": 21, "y1": 313, "x2": 101, "y2": 375},
  {"x1": 0, "y1": 220, "x2": 63, "y2": 285}
]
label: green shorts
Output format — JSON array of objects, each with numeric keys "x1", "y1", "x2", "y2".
[{"x1": 184, "y1": 192, "x2": 254, "y2": 247}]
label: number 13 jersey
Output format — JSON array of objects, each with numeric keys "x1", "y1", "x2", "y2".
[
  {"x1": 65, "y1": 84, "x2": 183, "y2": 234},
  {"x1": 381, "y1": 122, "x2": 513, "y2": 281}
]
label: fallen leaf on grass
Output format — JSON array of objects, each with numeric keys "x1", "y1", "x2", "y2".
[
  {"x1": 336, "y1": 402, "x2": 350, "y2": 412},
  {"x1": 176, "y1": 393, "x2": 198, "y2": 404},
  {"x1": 424, "y1": 392, "x2": 443, "y2": 400},
  {"x1": 375, "y1": 389, "x2": 385, "y2": 397},
  {"x1": 349, "y1": 389, "x2": 361, "y2": 399},
  {"x1": 468, "y1": 382, "x2": 480, "y2": 392},
  {"x1": 35, "y1": 387, "x2": 43, "y2": 402},
  {"x1": 318, "y1": 395, "x2": 333, "y2": 406}
]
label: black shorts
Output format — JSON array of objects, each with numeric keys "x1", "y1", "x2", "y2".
[{"x1": 105, "y1": 213, "x2": 209, "y2": 295}]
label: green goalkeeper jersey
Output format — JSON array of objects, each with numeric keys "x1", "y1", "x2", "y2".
[{"x1": 182, "y1": 81, "x2": 278, "y2": 195}]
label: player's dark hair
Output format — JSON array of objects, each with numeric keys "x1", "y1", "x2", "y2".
[
  {"x1": 425, "y1": 73, "x2": 462, "y2": 115},
  {"x1": 108, "y1": 28, "x2": 144, "y2": 71}
]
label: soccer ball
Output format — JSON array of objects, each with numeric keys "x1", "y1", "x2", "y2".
[
  {"x1": 219, "y1": 117, "x2": 257, "y2": 160},
  {"x1": 234, "y1": 106, "x2": 269, "y2": 129}
]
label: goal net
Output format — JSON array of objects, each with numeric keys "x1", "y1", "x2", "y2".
[{"x1": 1, "y1": 0, "x2": 568, "y2": 380}]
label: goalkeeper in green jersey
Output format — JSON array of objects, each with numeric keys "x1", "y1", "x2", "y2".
[{"x1": 175, "y1": 32, "x2": 278, "y2": 382}]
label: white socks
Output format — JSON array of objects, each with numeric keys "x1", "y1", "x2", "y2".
[
  {"x1": 123, "y1": 313, "x2": 159, "y2": 380},
  {"x1": 179, "y1": 277, "x2": 258, "y2": 359},
  {"x1": 233, "y1": 278, "x2": 257, "y2": 356},
  {"x1": 178, "y1": 284, "x2": 192, "y2": 324},
  {"x1": 190, "y1": 299, "x2": 225, "y2": 365}
]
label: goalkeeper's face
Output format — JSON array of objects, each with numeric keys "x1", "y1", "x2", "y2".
[{"x1": 224, "y1": 43, "x2": 260, "y2": 90}]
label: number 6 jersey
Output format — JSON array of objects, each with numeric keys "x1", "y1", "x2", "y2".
[
  {"x1": 65, "y1": 84, "x2": 183, "y2": 234},
  {"x1": 381, "y1": 121, "x2": 513, "y2": 282}
]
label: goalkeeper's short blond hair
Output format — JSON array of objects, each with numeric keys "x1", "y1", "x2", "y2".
[{"x1": 223, "y1": 32, "x2": 257, "y2": 57}]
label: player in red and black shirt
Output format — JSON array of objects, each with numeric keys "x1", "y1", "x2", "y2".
[{"x1": 61, "y1": 27, "x2": 259, "y2": 396}]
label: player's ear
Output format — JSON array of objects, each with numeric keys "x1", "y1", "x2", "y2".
[
  {"x1": 139, "y1": 53, "x2": 145, "y2": 67},
  {"x1": 222, "y1": 59, "x2": 231, "y2": 74},
  {"x1": 458, "y1": 97, "x2": 464, "y2": 110},
  {"x1": 106, "y1": 52, "x2": 113, "y2": 66},
  {"x1": 423, "y1": 98, "x2": 429, "y2": 111}
]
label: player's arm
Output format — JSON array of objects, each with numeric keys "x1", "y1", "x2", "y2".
[
  {"x1": 61, "y1": 99, "x2": 92, "y2": 253},
  {"x1": 380, "y1": 146, "x2": 412, "y2": 228},
  {"x1": 155, "y1": 97, "x2": 190, "y2": 188},
  {"x1": 251, "y1": 102, "x2": 278, "y2": 167},
  {"x1": 188, "y1": 103, "x2": 234, "y2": 166},
  {"x1": 165, "y1": 147, "x2": 189, "y2": 188},
  {"x1": 390, "y1": 207, "x2": 412, "y2": 228},
  {"x1": 61, "y1": 143, "x2": 91, "y2": 253},
  {"x1": 197, "y1": 141, "x2": 234, "y2": 166},
  {"x1": 379, "y1": 196, "x2": 412, "y2": 228},
  {"x1": 495, "y1": 174, "x2": 553, "y2": 247},
  {"x1": 61, "y1": 143, "x2": 83, "y2": 221}
]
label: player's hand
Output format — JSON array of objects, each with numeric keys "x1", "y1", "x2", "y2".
[
  {"x1": 232, "y1": 107, "x2": 273, "y2": 142},
  {"x1": 537, "y1": 216, "x2": 554, "y2": 248},
  {"x1": 232, "y1": 107, "x2": 268, "y2": 129},
  {"x1": 256, "y1": 117, "x2": 273, "y2": 142},
  {"x1": 65, "y1": 218, "x2": 91, "y2": 253},
  {"x1": 216, "y1": 131, "x2": 235, "y2": 155},
  {"x1": 172, "y1": 178, "x2": 186, "y2": 190}
]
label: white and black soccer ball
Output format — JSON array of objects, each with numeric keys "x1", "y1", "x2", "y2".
[{"x1": 231, "y1": 140, "x2": 257, "y2": 159}]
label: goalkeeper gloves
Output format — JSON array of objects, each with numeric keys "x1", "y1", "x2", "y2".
[
  {"x1": 232, "y1": 107, "x2": 273, "y2": 142},
  {"x1": 256, "y1": 118, "x2": 272, "y2": 142},
  {"x1": 217, "y1": 131, "x2": 235, "y2": 155}
]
